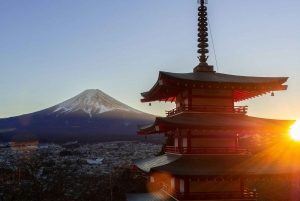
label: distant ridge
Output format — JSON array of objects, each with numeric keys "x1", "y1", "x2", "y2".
[{"x1": 0, "y1": 89, "x2": 163, "y2": 143}]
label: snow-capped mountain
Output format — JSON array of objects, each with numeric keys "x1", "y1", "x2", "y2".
[
  {"x1": 0, "y1": 90, "x2": 162, "y2": 143},
  {"x1": 52, "y1": 89, "x2": 141, "y2": 117}
]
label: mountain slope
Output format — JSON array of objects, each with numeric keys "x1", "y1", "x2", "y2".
[{"x1": 0, "y1": 89, "x2": 161, "y2": 142}]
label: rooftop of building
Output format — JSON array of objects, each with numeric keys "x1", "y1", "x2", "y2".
[
  {"x1": 141, "y1": 71, "x2": 289, "y2": 103},
  {"x1": 138, "y1": 113, "x2": 294, "y2": 135}
]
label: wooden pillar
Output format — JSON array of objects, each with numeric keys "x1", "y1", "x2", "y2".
[
  {"x1": 178, "y1": 130, "x2": 182, "y2": 153},
  {"x1": 231, "y1": 89, "x2": 234, "y2": 108},
  {"x1": 235, "y1": 133, "x2": 238, "y2": 151},
  {"x1": 187, "y1": 130, "x2": 191, "y2": 153},
  {"x1": 184, "y1": 179, "x2": 189, "y2": 199},
  {"x1": 180, "y1": 179, "x2": 185, "y2": 194},
  {"x1": 188, "y1": 88, "x2": 192, "y2": 110},
  {"x1": 240, "y1": 179, "x2": 244, "y2": 198},
  {"x1": 175, "y1": 178, "x2": 180, "y2": 192},
  {"x1": 291, "y1": 173, "x2": 300, "y2": 201}
]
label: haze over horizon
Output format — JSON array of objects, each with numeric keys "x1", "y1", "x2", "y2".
[{"x1": 1, "y1": 0, "x2": 300, "y2": 120}]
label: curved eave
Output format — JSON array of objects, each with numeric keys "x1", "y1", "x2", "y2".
[
  {"x1": 132, "y1": 154, "x2": 181, "y2": 173},
  {"x1": 126, "y1": 191, "x2": 177, "y2": 201},
  {"x1": 162, "y1": 71, "x2": 288, "y2": 84},
  {"x1": 150, "y1": 155, "x2": 300, "y2": 177},
  {"x1": 133, "y1": 154, "x2": 300, "y2": 177},
  {"x1": 137, "y1": 113, "x2": 295, "y2": 135},
  {"x1": 141, "y1": 71, "x2": 288, "y2": 102}
]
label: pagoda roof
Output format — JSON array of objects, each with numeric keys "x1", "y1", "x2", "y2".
[
  {"x1": 161, "y1": 71, "x2": 288, "y2": 84},
  {"x1": 133, "y1": 154, "x2": 300, "y2": 177},
  {"x1": 137, "y1": 113, "x2": 294, "y2": 135},
  {"x1": 126, "y1": 191, "x2": 177, "y2": 201},
  {"x1": 133, "y1": 154, "x2": 181, "y2": 172},
  {"x1": 141, "y1": 71, "x2": 288, "y2": 102}
]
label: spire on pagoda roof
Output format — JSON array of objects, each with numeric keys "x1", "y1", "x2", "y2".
[{"x1": 194, "y1": 0, "x2": 214, "y2": 72}]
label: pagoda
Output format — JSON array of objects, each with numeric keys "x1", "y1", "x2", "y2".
[{"x1": 126, "y1": 1, "x2": 297, "y2": 201}]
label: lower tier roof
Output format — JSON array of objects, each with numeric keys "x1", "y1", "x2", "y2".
[
  {"x1": 126, "y1": 191, "x2": 176, "y2": 201},
  {"x1": 137, "y1": 113, "x2": 295, "y2": 135},
  {"x1": 133, "y1": 154, "x2": 300, "y2": 177}
]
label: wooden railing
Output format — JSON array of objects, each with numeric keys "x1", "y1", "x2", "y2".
[
  {"x1": 165, "y1": 146, "x2": 251, "y2": 154},
  {"x1": 166, "y1": 105, "x2": 248, "y2": 116},
  {"x1": 175, "y1": 190, "x2": 257, "y2": 200},
  {"x1": 161, "y1": 183, "x2": 257, "y2": 200}
]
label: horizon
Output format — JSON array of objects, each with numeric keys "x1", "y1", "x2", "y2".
[{"x1": 1, "y1": 0, "x2": 300, "y2": 121}]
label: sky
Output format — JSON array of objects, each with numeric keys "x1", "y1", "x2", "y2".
[{"x1": 1, "y1": 0, "x2": 300, "y2": 120}]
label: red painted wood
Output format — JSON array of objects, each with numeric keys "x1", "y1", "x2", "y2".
[
  {"x1": 235, "y1": 135, "x2": 238, "y2": 148},
  {"x1": 187, "y1": 130, "x2": 191, "y2": 153},
  {"x1": 174, "y1": 135, "x2": 237, "y2": 139},
  {"x1": 188, "y1": 88, "x2": 192, "y2": 110},
  {"x1": 184, "y1": 179, "x2": 189, "y2": 199}
]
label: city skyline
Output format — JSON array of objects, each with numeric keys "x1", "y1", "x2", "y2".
[{"x1": 1, "y1": 0, "x2": 300, "y2": 120}]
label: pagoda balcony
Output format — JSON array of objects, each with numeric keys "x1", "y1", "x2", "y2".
[
  {"x1": 166, "y1": 105, "x2": 248, "y2": 117},
  {"x1": 174, "y1": 189, "x2": 257, "y2": 200},
  {"x1": 162, "y1": 183, "x2": 257, "y2": 200},
  {"x1": 165, "y1": 146, "x2": 251, "y2": 155}
]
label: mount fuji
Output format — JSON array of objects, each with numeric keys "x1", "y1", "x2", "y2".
[
  {"x1": 53, "y1": 89, "x2": 142, "y2": 117},
  {"x1": 0, "y1": 89, "x2": 162, "y2": 142}
]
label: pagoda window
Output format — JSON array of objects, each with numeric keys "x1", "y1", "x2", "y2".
[
  {"x1": 182, "y1": 90, "x2": 188, "y2": 98},
  {"x1": 181, "y1": 129, "x2": 187, "y2": 136},
  {"x1": 191, "y1": 130, "x2": 237, "y2": 148},
  {"x1": 192, "y1": 98, "x2": 232, "y2": 106},
  {"x1": 192, "y1": 89, "x2": 232, "y2": 96},
  {"x1": 174, "y1": 129, "x2": 187, "y2": 136},
  {"x1": 189, "y1": 180, "x2": 241, "y2": 192},
  {"x1": 176, "y1": 93, "x2": 182, "y2": 100},
  {"x1": 169, "y1": 130, "x2": 240, "y2": 154},
  {"x1": 183, "y1": 99, "x2": 188, "y2": 106},
  {"x1": 191, "y1": 89, "x2": 234, "y2": 108},
  {"x1": 180, "y1": 179, "x2": 185, "y2": 193},
  {"x1": 174, "y1": 138, "x2": 178, "y2": 147},
  {"x1": 171, "y1": 178, "x2": 175, "y2": 189},
  {"x1": 191, "y1": 130, "x2": 236, "y2": 136},
  {"x1": 191, "y1": 130, "x2": 201, "y2": 135},
  {"x1": 182, "y1": 138, "x2": 187, "y2": 147},
  {"x1": 176, "y1": 93, "x2": 183, "y2": 108},
  {"x1": 191, "y1": 138, "x2": 236, "y2": 148}
]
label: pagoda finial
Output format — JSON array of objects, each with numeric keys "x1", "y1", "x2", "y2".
[
  {"x1": 197, "y1": 0, "x2": 208, "y2": 65},
  {"x1": 194, "y1": 0, "x2": 214, "y2": 72}
]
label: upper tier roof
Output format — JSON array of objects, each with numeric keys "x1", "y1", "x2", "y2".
[
  {"x1": 141, "y1": 71, "x2": 288, "y2": 102},
  {"x1": 137, "y1": 113, "x2": 295, "y2": 135},
  {"x1": 162, "y1": 72, "x2": 288, "y2": 83}
]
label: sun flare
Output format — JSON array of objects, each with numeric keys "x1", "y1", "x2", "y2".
[{"x1": 290, "y1": 121, "x2": 300, "y2": 141}]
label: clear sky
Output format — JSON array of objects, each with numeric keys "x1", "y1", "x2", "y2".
[{"x1": 1, "y1": 0, "x2": 300, "y2": 120}]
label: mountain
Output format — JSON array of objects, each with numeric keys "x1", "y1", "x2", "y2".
[
  {"x1": 0, "y1": 89, "x2": 162, "y2": 143},
  {"x1": 53, "y1": 89, "x2": 142, "y2": 117}
]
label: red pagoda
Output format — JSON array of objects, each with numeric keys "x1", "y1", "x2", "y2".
[{"x1": 126, "y1": 1, "x2": 297, "y2": 201}]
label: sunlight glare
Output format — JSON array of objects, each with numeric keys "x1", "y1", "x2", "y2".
[{"x1": 290, "y1": 121, "x2": 300, "y2": 141}]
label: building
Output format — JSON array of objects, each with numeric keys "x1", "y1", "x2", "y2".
[
  {"x1": 126, "y1": 1, "x2": 298, "y2": 201},
  {"x1": 10, "y1": 141, "x2": 38, "y2": 152}
]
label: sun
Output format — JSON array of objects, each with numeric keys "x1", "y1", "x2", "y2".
[{"x1": 290, "y1": 121, "x2": 300, "y2": 141}]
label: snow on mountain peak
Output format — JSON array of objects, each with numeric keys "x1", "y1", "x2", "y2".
[{"x1": 53, "y1": 89, "x2": 141, "y2": 117}]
